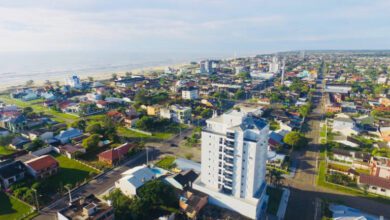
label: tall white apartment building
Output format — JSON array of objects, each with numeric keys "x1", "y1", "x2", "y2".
[{"x1": 193, "y1": 110, "x2": 269, "y2": 219}]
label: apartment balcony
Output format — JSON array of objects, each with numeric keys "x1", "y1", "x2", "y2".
[
  {"x1": 224, "y1": 157, "x2": 234, "y2": 165},
  {"x1": 223, "y1": 173, "x2": 233, "y2": 181},
  {"x1": 226, "y1": 132, "x2": 235, "y2": 139},
  {"x1": 223, "y1": 181, "x2": 233, "y2": 188},
  {"x1": 224, "y1": 149, "x2": 234, "y2": 155}
]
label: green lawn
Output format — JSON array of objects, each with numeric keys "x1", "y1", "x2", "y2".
[
  {"x1": 266, "y1": 186, "x2": 283, "y2": 215},
  {"x1": 0, "y1": 95, "x2": 78, "y2": 124},
  {"x1": 44, "y1": 154, "x2": 100, "y2": 189},
  {"x1": 155, "y1": 156, "x2": 176, "y2": 170},
  {"x1": 0, "y1": 192, "x2": 35, "y2": 220},
  {"x1": 117, "y1": 127, "x2": 172, "y2": 140},
  {"x1": 0, "y1": 146, "x2": 16, "y2": 156}
]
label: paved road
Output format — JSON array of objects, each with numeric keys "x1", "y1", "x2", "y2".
[
  {"x1": 34, "y1": 127, "x2": 194, "y2": 220},
  {"x1": 284, "y1": 68, "x2": 390, "y2": 219}
]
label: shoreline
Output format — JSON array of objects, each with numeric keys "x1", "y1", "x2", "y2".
[{"x1": 0, "y1": 62, "x2": 187, "y2": 93}]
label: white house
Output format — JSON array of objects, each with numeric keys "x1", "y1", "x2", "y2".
[
  {"x1": 193, "y1": 110, "x2": 269, "y2": 219},
  {"x1": 115, "y1": 165, "x2": 156, "y2": 197},
  {"x1": 66, "y1": 75, "x2": 82, "y2": 89},
  {"x1": 332, "y1": 114, "x2": 359, "y2": 136},
  {"x1": 182, "y1": 88, "x2": 199, "y2": 100}
]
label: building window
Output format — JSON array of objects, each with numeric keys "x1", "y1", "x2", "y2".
[
  {"x1": 381, "y1": 188, "x2": 386, "y2": 192},
  {"x1": 372, "y1": 186, "x2": 377, "y2": 190}
]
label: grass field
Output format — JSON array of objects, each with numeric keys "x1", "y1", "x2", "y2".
[
  {"x1": 0, "y1": 95, "x2": 78, "y2": 124},
  {"x1": 45, "y1": 154, "x2": 100, "y2": 189},
  {"x1": 117, "y1": 127, "x2": 173, "y2": 140},
  {"x1": 155, "y1": 155, "x2": 176, "y2": 170},
  {"x1": 0, "y1": 146, "x2": 16, "y2": 156},
  {"x1": 0, "y1": 192, "x2": 35, "y2": 220},
  {"x1": 266, "y1": 186, "x2": 283, "y2": 215}
]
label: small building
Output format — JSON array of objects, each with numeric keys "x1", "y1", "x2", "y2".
[
  {"x1": 98, "y1": 143, "x2": 133, "y2": 165},
  {"x1": 146, "y1": 105, "x2": 161, "y2": 116},
  {"x1": 165, "y1": 170, "x2": 199, "y2": 191},
  {"x1": 179, "y1": 191, "x2": 208, "y2": 219},
  {"x1": 182, "y1": 87, "x2": 199, "y2": 100},
  {"x1": 160, "y1": 105, "x2": 192, "y2": 124},
  {"x1": 358, "y1": 174, "x2": 390, "y2": 197},
  {"x1": 55, "y1": 128, "x2": 83, "y2": 144},
  {"x1": 58, "y1": 194, "x2": 114, "y2": 220},
  {"x1": 0, "y1": 161, "x2": 27, "y2": 189},
  {"x1": 10, "y1": 136, "x2": 31, "y2": 149},
  {"x1": 115, "y1": 165, "x2": 156, "y2": 197},
  {"x1": 59, "y1": 144, "x2": 86, "y2": 159},
  {"x1": 25, "y1": 155, "x2": 59, "y2": 179}
]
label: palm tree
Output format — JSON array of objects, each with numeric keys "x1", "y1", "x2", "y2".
[{"x1": 269, "y1": 169, "x2": 285, "y2": 187}]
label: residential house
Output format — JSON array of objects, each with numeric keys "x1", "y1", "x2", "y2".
[
  {"x1": 55, "y1": 128, "x2": 83, "y2": 144},
  {"x1": 146, "y1": 105, "x2": 161, "y2": 116},
  {"x1": 115, "y1": 164, "x2": 156, "y2": 197},
  {"x1": 179, "y1": 191, "x2": 208, "y2": 219},
  {"x1": 182, "y1": 87, "x2": 199, "y2": 100},
  {"x1": 165, "y1": 170, "x2": 199, "y2": 191},
  {"x1": 59, "y1": 144, "x2": 86, "y2": 159},
  {"x1": 160, "y1": 105, "x2": 192, "y2": 124},
  {"x1": 358, "y1": 174, "x2": 390, "y2": 197},
  {"x1": 2, "y1": 115, "x2": 27, "y2": 133},
  {"x1": 98, "y1": 143, "x2": 133, "y2": 165},
  {"x1": 370, "y1": 157, "x2": 390, "y2": 179},
  {"x1": 10, "y1": 136, "x2": 31, "y2": 149},
  {"x1": 332, "y1": 114, "x2": 359, "y2": 136},
  {"x1": 25, "y1": 155, "x2": 59, "y2": 179},
  {"x1": 58, "y1": 194, "x2": 114, "y2": 220},
  {"x1": 0, "y1": 161, "x2": 27, "y2": 189}
]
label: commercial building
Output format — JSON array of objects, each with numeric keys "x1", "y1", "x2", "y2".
[{"x1": 193, "y1": 110, "x2": 269, "y2": 219}]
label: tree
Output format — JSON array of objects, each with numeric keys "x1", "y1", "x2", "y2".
[
  {"x1": 82, "y1": 134, "x2": 101, "y2": 151},
  {"x1": 30, "y1": 138, "x2": 45, "y2": 151},
  {"x1": 299, "y1": 104, "x2": 311, "y2": 118},
  {"x1": 283, "y1": 131, "x2": 307, "y2": 150},
  {"x1": 200, "y1": 108, "x2": 212, "y2": 118},
  {"x1": 268, "y1": 169, "x2": 285, "y2": 187},
  {"x1": 234, "y1": 88, "x2": 246, "y2": 100},
  {"x1": 137, "y1": 179, "x2": 178, "y2": 208},
  {"x1": 71, "y1": 120, "x2": 87, "y2": 132},
  {"x1": 86, "y1": 123, "x2": 103, "y2": 135}
]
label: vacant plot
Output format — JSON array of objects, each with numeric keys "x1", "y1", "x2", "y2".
[
  {"x1": 118, "y1": 127, "x2": 172, "y2": 140},
  {"x1": 0, "y1": 192, "x2": 34, "y2": 220},
  {"x1": 44, "y1": 154, "x2": 100, "y2": 189}
]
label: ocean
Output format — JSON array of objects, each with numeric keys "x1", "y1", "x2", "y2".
[{"x1": 0, "y1": 51, "x2": 217, "y2": 89}]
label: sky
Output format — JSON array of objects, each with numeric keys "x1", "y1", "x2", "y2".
[{"x1": 0, "y1": 0, "x2": 389, "y2": 55}]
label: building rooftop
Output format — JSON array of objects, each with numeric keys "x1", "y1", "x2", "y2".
[{"x1": 58, "y1": 194, "x2": 113, "y2": 220}]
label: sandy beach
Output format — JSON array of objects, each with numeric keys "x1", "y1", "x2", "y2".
[{"x1": 0, "y1": 62, "x2": 187, "y2": 92}]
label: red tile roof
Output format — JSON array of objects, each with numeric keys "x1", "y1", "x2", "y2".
[
  {"x1": 359, "y1": 174, "x2": 390, "y2": 190},
  {"x1": 98, "y1": 143, "x2": 133, "y2": 163},
  {"x1": 25, "y1": 155, "x2": 59, "y2": 172}
]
